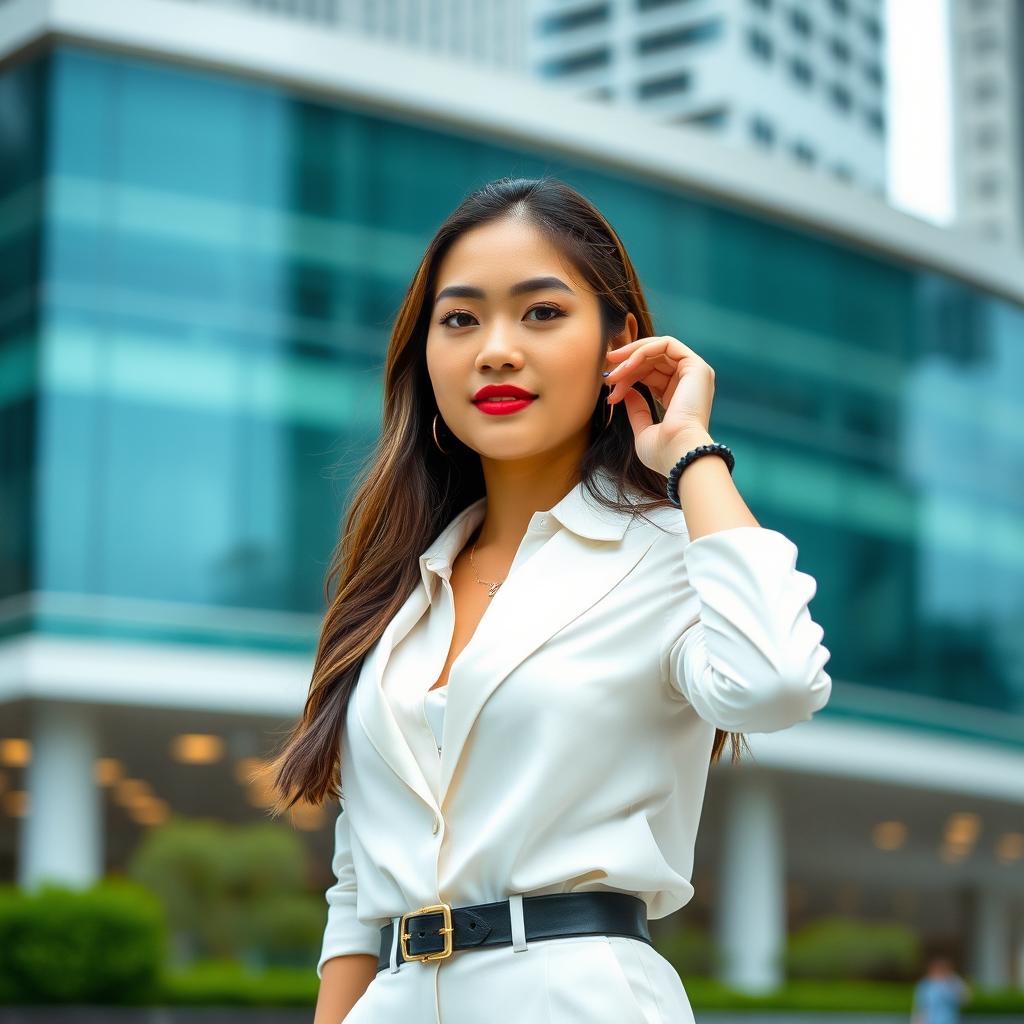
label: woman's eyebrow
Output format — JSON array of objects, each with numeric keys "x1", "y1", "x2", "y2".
[{"x1": 433, "y1": 276, "x2": 575, "y2": 306}]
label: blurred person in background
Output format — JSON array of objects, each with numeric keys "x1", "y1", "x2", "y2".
[{"x1": 912, "y1": 955, "x2": 971, "y2": 1024}]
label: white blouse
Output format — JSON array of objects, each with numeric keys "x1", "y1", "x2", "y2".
[
  {"x1": 378, "y1": 506, "x2": 553, "y2": 803},
  {"x1": 422, "y1": 685, "x2": 447, "y2": 755},
  {"x1": 317, "y1": 467, "x2": 833, "y2": 978}
]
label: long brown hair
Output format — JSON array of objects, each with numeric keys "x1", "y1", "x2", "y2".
[{"x1": 267, "y1": 176, "x2": 749, "y2": 816}]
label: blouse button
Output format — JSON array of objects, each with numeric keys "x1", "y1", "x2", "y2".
[{"x1": 432, "y1": 815, "x2": 441, "y2": 835}]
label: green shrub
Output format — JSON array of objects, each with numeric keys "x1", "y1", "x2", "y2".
[
  {"x1": 128, "y1": 816, "x2": 321, "y2": 967},
  {"x1": 157, "y1": 967, "x2": 1024, "y2": 1012},
  {"x1": 681, "y1": 976, "x2": 1024, "y2": 1014},
  {"x1": 682, "y1": 976, "x2": 916, "y2": 1011},
  {"x1": 968, "y1": 987, "x2": 1024, "y2": 1013},
  {"x1": 654, "y1": 924, "x2": 718, "y2": 975},
  {"x1": 0, "y1": 878, "x2": 165, "y2": 1004},
  {"x1": 241, "y1": 892, "x2": 330, "y2": 968},
  {"x1": 158, "y1": 959, "x2": 318, "y2": 1006},
  {"x1": 785, "y1": 914, "x2": 922, "y2": 981}
]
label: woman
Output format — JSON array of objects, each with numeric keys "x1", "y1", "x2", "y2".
[{"x1": 270, "y1": 177, "x2": 833, "y2": 1023}]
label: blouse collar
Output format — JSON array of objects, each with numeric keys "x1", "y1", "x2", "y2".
[{"x1": 417, "y1": 467, "x2": 634, "y2": 592}]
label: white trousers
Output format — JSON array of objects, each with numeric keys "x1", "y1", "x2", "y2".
[{"x1": 342, "y1": 930, "x2": 697, "y2": 1023}]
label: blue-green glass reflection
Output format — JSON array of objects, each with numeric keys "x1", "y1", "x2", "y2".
[{"x1": 1, "y1": 45, "x2": 1021, "y2": 737}]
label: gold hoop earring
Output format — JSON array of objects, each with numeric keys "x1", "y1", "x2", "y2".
[{"x1": 432, "y1": 413, "x2": 450, "y2": 455}]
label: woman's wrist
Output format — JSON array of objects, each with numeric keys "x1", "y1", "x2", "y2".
[{"x1": 656, "y1": 428, "x2": 716, "y2": 477}]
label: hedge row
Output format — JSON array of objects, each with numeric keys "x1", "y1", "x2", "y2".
[
  {"x1": 3, "y1": 882, "x2": 1023, "y2": 1013},
  {"x1": 0, "y1": 880, "x2": 165, "y2": 1004}
]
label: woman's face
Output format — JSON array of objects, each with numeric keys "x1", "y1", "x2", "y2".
[{"x1": 425, "y1": 216, "x2": 636, "y2": 469}]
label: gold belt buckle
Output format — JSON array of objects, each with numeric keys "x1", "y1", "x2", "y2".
[{"x1": 400, "y1": 902, "x2": 454, "y2": 962}]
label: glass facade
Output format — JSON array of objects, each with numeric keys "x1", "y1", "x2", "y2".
[
  {"x1": 1, "y1": 45, "x2": 1022, "y2": 738},
  {"x1": 0, "y1": 55, "x2": 44, "y2": 609}
]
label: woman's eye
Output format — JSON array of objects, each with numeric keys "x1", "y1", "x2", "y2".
[
  {"x1": 526, "y1": 304, "x2": 566, "y2": 322},
  {"x1": 437, "y1": 305, "x2": 566, "y2": 328},
  {"x1": 438, "y1": 310, "x2": 476, "y2": 328}
]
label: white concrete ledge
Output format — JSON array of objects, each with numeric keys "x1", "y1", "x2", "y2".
[
  {"x1": 0, "y1": 632, "x2": 312, "y2": 715},
  {"x1": 741, "y1": 714, "x2": 1024, "y2": 805},
  {"x1": 4, "y1": 631, "x2": 1023, "y2": 804}
]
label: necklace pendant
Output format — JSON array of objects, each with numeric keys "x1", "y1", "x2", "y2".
[{"x1": 488, "y1": 582, "x2": 500, "y2": 597}]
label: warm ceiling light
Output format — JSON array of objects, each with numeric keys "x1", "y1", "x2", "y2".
[
  {"x1": 234, "y1": 757, "x2": 271, "y2": 786},
  {"x1": 171, "y1": 734, "x2": 224, "y2": 764},
  {"x1": 995, "y1": 832, "x2": 1024, "y2": 863},
  {"x1": 130, "y1": 798, "x2": 171, "y2": 827},
  {"x1": 122, "y1": 790, "x2": 161, "y2": 810},
  {"x1": 114, "y1": 778, "x2": 152, "y2": 806},
  {"x1": 129, "y1": 792, "x2": 162, "y2": 807},
  {"x1": 245, "y1": 774, "x2": 277, "y2": 809},
  {"x1": 94, "y1": 758, "x2": 124, "y2": 786},
  {"x1": 944, "y1": 812, "x2": 981, "y2": 844},
  {"x1": 0, "y1": 739, "x2": 30, "y2": 767},
  {"x1": 290, "y1": 801, "x2": 326, "y2": 831},
  {"x1": 872, "y1": 820, "x2": 907, "y2": 850}
]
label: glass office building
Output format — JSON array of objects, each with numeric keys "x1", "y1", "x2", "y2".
[{"x1": 2, "y1": 18, "x2": 1022, "y2": 992}]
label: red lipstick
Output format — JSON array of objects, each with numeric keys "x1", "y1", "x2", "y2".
[{"x1": 472, "y1": 383, "x2": 538, "y2": 416}]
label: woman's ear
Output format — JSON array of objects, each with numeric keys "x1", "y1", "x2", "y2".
[
  {"x1": 625, "y1": 312, "x2": 639, "y2": 344},
  {"x1": 610, "y1": 312, "x2": 639, "y2": 350}
]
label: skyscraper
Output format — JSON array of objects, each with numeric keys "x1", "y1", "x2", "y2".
[
  {"x1": 529, "y1": 0, "x2": 888, "y2": 195},
  {"x1": 948, "y1": 0, "x2": 1023, "y2": 251}
]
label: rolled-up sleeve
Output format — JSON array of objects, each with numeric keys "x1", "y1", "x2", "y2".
[
  {"x1": 658, "y1": 524, "x2": 832, "y2": 733},
  {"x1": 316, "y1": 801, "x2": 382, "y2": 978}
]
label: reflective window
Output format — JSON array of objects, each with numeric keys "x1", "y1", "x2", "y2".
[{"x1": 3, "y1": 46, "x2": 1023, "y2": 729}]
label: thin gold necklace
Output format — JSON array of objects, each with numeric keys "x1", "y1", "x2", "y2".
[{"x1": 468, "y1": 528, "x2": 506, "y2": 598}]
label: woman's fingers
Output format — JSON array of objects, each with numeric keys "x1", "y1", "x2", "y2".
[{"x1": 606, "y1": 341, "x2": 677, "y2": 400}]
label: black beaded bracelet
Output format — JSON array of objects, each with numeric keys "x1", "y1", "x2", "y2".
[{"x1": 666, "y1": 442, "x2": 735, "y2": 509}]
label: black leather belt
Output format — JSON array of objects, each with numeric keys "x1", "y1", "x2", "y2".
[{"x1": 376, "y1": 891, "x2": 651, "y2": 972}]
